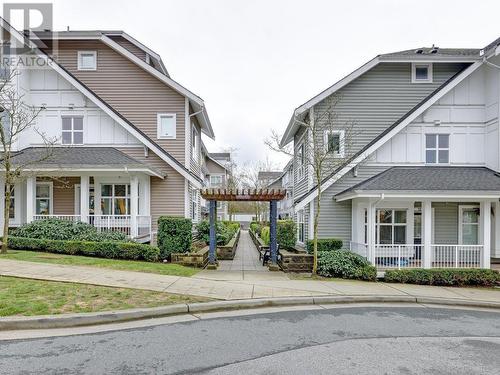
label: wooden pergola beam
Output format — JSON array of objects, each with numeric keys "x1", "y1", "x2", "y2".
[{"x1": 200, "y1": 188, "x2": 286, "y2": 201}]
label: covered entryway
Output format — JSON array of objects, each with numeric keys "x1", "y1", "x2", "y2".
[{"x1": 200, "y1": 188, "x2": 286, "y2": 271}]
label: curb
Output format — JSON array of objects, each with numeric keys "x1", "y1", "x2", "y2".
[{"x1": 1, "y1": 295, "x2": 499, "y2": 331}]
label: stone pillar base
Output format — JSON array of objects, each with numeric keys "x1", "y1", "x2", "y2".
[
  {"x1": 268, "y1": 264, "x2": 280, "y2": 272},
  {"x1": 206, "y1": 263, "x2": 218, "y2": 270}
]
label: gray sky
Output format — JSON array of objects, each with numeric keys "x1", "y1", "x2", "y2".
[{"x1": 9, "y1": 0, "x2": 500, "y2": 169}]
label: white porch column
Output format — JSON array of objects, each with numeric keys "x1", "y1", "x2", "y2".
[
  {"x1": 80, "y1": 175, "x2": 89, "y2": 223},
  {"x1": 367, "y1": 200, "x2": 375, "y2": 264},
  {"x1": 0, "y1": 177, "x2": 5, "y2": 236},
  {"x1": 494, "y1": 201, "x2": 500, "y2": 259},
  {"x1": 130, "y1": 175, "x2": 139, "y2": 238},
  {"x1": 422, "y1": 200, "x2": 432, "y2": 269},
  {"x1": 139, "y1": 175, "x2": 150, "y2": 216},
  {"x1": 480, "y1": 200, "x2": 491, "y2": 269},
  {"x1": 26, "y1": 176, "x2": 36, "y2": 223}
]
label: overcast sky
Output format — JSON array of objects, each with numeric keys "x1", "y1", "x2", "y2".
[{"x1": 6, "y1": 0, "x2": 500, "y2": 169}]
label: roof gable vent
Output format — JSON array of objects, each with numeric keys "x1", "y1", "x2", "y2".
[
  {"x1": 430, "y1": 45, "x2": 439, "y2": 54},
  {"x1": 415, "y1": 49, "x2": 424, "y2": 54}
]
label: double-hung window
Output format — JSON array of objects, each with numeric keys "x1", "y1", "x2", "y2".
[
  {"x1": 62, "y1": 117, "x2": 84, "y2": 145},
  {"x1": 376, "y1": 209, "x2": 407, "y2": 245},
  {"x1": 157, "y1": 114, "x2": 176, "y2": 139},
  {"x1": 297, "y1": 143, "x2": 305, "y2": 181},
  {"x1": 192, "y1": 124, "x2": 199, "y2": 161},
  {"x1": 324, "y1": 130, "x2": 345, "y2": 157},
  {"x1": 35, "y1": 182, "x2": 52, "y2": 215},
  {"x1": 298, "y1": 210, "x2": 305, "y2": 243},
  {"x1": 425, "y1": 134, "x2": 449, "y2": 164},
  {"x1": 101, "y1": 184, "x2": 130, "y2": 215},
  {"x1": 459, "y1": 206, "x2": 479, "y2": 245}
]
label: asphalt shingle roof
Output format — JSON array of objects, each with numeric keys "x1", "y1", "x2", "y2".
[
  {"x1": 336, "y1": 167, "x2": 500, "y2": 196},
  {"x1": 258, "y1": 171, "x2": 283, "y2": 182},
  {"x1": 380, "y1": 47, "x2": 481, "y2": 60}
]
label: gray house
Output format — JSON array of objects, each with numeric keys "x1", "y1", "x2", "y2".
[{"x1": 280, "y1": 38, "x2": 500, "y2": 270}]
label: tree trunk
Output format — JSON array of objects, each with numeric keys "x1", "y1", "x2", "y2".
[
  {"x1": 312, "y1": 181, "x2": 321, "y2": 275},
  {"x1": 1, "y1": 185, "x2": 10, "y2": 254}
]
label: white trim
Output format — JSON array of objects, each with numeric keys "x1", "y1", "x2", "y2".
[
  {"x1": 424, "y1": 133, "x2": 450, "y2": 165},
  {"x1": 295, "y1": 61, "x2": 483, "y2": 210},
  {"x1": 77, "y1": 51, "x2": 97, "y2": 71},
  {"x1": 458, "y1": 204, "x2": 480, "y2": 245},
  {"x1": 10, "y1": 168, "x2": 164, "y2": 179},
  {"x1": 185, "y1": 97, "x2": 190, "y2": 171},
  {"x1": 157, "y1": 113, "x2": 177, "y2": 139},
  {"x1": 35, "y1": 181, "x2": 54, "y2": 215},
  {"x1": 191, "y1": 123, "x2": 199, "y2": 162},
  {"x1": 411, "y1": 62, "x2": 433, "y2": 83},
  {"x1": 323, "y1": 129, "x2": 345, "y2": 157},
  {"x1": 336, "y1": 191, "x2": 500, "y2": 202}
]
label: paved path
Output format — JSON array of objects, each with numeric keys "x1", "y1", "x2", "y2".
[
  {"x1": 2, "y1": 306, "x2": 499, "y2": 374},
  {"x1": 1, "y1": 257, "x2": 500, "y2": 302}
]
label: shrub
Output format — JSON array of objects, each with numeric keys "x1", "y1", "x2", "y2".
[
  {"x1": 260, "y1": 226, "x2": 270, "y2": 245},
  {"x1": 13, "y1": 218, "x2": 128, "y2": 242},
  {"x1": 277, "y1": 220, "x2": 296, "y2": 249},
  {"x1": 195, "y1": 220, "x2": 238, "y2": 246},
  {"x1": 384, "y1": 268, "x2": 500, "y2": 287},
  {"x1": 157, "y1": 216, "x2": 192, "y2": 259},
  {"x1": 318, "y1": 250, "x2": 377, "y2": 281},
  {"x1": 7, "y1": 236, "x2": 160, "y2": 262},
  {"x1": 306, "y1": 238, "x2": 343, "y2": 253},
  {"x1": 249, "y1": 222, "x2": 262, "y2": 235}
]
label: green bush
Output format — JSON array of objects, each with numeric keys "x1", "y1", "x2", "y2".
[
  {"x1": 318, "y1": 250, "x2": 376, "y2": 281},
  {"x1": 157, "y1": 216, "x2": 192, "y2": 259},
  {"x1": 13, "y1": 218, "x2": 128, "y2": 242},
  {"x1": 306, "y1": 238, "x2": 343, "y2": 253},
  {"x1": 277, "y1": 220, "x2": 296, "y2": 249},
  {"x1": 249, "y1": 222, "x2": 261, "y2": 235},
  {"x1": 260, "y1": 226, "x2": 270, "y2": 245},
  {"x1": 384, "y1": 268, "x2": 500, "y2": 287},
  {"x1": 195, "y1": 220, "x2": 238, "y2": 246},
  {"x1": 7, "y1": 236, "x2": 160, "y2": 262}
]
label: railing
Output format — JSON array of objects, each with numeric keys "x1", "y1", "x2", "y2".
[
  {"x1": 31, "y1": 214, "x2": 151, "y2": 240},
  {"x1": 431, "y1": 245, "x2": 482, "y2": 268},
  {"x1": 374, "y1": 244, "x2": 423, "y2": 269},
  {"x1": 349, "y1": 241, "x2": 368, "y2": 258}
]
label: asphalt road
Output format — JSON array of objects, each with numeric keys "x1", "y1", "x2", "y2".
[{"x1": 1, "y1": 306, "x2": 500, "y2": 374}]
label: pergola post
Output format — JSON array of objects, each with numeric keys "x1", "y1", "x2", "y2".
[
  {"x1": 269, "y1": 200, "x2": 279, "y2": 270},
  {"x1": 208, "y1": 199, "x2": 217, "y2": 267}
]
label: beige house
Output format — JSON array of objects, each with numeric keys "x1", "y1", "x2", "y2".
[{"x1": 0, "y1": 22, "x2": 216, "y2": 242}]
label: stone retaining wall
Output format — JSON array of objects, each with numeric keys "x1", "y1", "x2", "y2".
[
  {"x1": 171, "y1": 247, "x2": 209, "y2": 268},
  {"x1": 216, "y1": 229, "x2": 241, "y2": 260}
]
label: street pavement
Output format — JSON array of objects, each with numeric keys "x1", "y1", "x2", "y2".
[{"x1": 0, "y1": 305, "x2": 499, "y2": 374}]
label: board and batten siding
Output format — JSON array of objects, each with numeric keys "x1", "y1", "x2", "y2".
[{"x1": 49, "y1": 40, "x2": 187, "y2": 165}]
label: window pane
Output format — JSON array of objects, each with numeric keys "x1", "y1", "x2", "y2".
[
  {"x1": 426, "y1": 150, "x2": 436, "y2": 163},
  {"x1": 394, "y1": 226, "x2": 406, "y2": 244},
  {"x1": 395, "y1": 210, "x2": 407, "y2": 224},
  {"x1": 438, "y1": 134, "x2": 449, "y2": 148},
  {"x1": 62, "y1": 117, "x2": 72, "y2": 130},
  {"x1": 36, "y1": 185, "x2": 50, "y2": 198},
  {"x1": 160, "y1": 115, "x2": 175, "y2": 137},
  {"x1": 414, "y1": 214, "x2": 421, "y2": 239},
  {"x1": 415, "y1": 66, "x2": 428, "y2": 80},
  {"x1": 462, "y1": 209, "x2": 479, "y2": 224},
  {"x1": 101, "y1": 184, "x2": 112, "y2": 197},
  {"x1": 114, "y1": 198, "x2": 127, "y2": 215},
  {"x1": 73, "y1": 117, "x2": 83, "y2": 130},
  {"x1": 378, "y1": 210, "x2": 392, "y2": 224},
  {"x1": 438, "y1": 150, "x2": 449, "y2": 163},
  {"x1": 462, "y1": 224, "x2": 478, "y2": 245},
  {"x1": 81, "y1": 54, "x2": 95, "y2": 68},
  {"x1": 101, "y1": 198, "x2": 112, "y2": 214},
  {"x1": 425, "y1": 134, "x2": 436, "y2": 148},
  {"x1": 379, "y1": 226, "x2": 392, "y2": 244},
  {"x1": 36, "y1": 199, "x2": 50, "y2": 215},
  {"x1": 73, "y1": 132, "x2": 83, "y2": 145},
  {"x1": 62, "y1": 131, "x2": 72, "y2": 144},
  {"x1": 114, "y1": 184, "x2": 127, "y2": 197}
]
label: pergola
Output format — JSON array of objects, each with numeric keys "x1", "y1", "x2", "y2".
[{"x1": 200, "y1": 188, "x2": 287, "y2": 269}]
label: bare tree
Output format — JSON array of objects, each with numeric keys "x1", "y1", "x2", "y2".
[
  {"x1": 0, "y1": 68, "x2": 54, "y2": 254},
  {"x1": 265, "y1": 94, "x2": 357, "y2": 274}
]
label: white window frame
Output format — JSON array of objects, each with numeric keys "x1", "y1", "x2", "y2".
[
  {"x1": 5, "y1": 184, "x2": 17, "y2": 223},
  {"x1": 61, "y1": 116, "x2": 84, "y2": 145},
  {"x1": 425, "y1": 134, "x2": 450, "y2": 165},
  {"x1": 209, "y1": 174, "x2": 223, "y2": 186},
  {"x1": 191, "y1": 190, "x2": 198, "y2": 222},
  {"x1": 324, "y1": 129, "x2": 345, "y2": 157},
  {"x1": 191, "y1": 123, "x2": 199, "y2": 161},
  {"x1": 77, "y1": 51, "x2": 97, "y2": 71},
  {"x1": 411, "y1": 62, "x2": 433, "y2": 83},
  {"x1": 157, "y1": 113, "x2": 177, "y2": 139},
  {"x1": 458, "y1": 205, "x2": 480, "y2": 245},
  {"x1": 35, "y1": 182, "x2": 53, "y2": 215},
  {"x1": 100, "y1": 183, "x2": 131, "y2": 215},
  {"x1": 297, "y1": 210, "x2": 305, "y2": 244},
  {"x1": 296, "y1": 142, "x2": 306, "y2": 181},
  {"x1": 375, "y1": 209, "x2": 408, "y2": 245}
]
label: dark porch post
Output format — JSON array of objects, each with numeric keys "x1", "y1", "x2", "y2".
[
  {"x1": 209, "y1": 200, "x2": 217, "y2": 265},
  {"x1": 270, "y1": 200, "x2": 278, "y2": 265}
]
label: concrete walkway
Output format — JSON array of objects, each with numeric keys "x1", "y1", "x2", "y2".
[{"x1": 1, "y1": 257, "x2": 500, "y2": 302}]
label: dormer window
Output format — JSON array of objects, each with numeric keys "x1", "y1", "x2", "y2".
[
  {"x1": 77, "y1": 51, "x2": 97, "y2": 71},
  {"x1": 412, "y1": 63, "x2": 433, "y2": 83}
]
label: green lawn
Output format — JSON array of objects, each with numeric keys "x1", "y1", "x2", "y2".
[
  {"x1": 1, "y1": 250, "x2": 198, "y2": 277},
  {"x1": 0, "y1": 276, "x2": 210, "y2": 317}
]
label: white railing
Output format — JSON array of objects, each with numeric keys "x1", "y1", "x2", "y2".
[
  {"x1": 374, "y1": 244, "x2": 423, "y2": 269},
  {"x1": 31, "y1": 214, "x2": 151, "y2": 240},
  {"x1": 431, "y1": 245, "x2": 482, "y2": 268},
  {"x1": 349, "y1": 241, "x2": 368, "y2": 258}
]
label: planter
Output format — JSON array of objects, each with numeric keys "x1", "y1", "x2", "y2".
[
  {"x1": 216, "y1": 229, "x2": 240, "y2": 260},
  {"x1": 171, "y1": 247, "x2": 209, "y2": 268},
  {"x1": 249, "y1": 229, "x2": 268, "y2": 252},
  {"x1": 279, "y1": 249, "x2": 314, "y2": 273}
]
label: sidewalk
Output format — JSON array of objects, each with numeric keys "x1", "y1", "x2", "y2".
[{"x1": 1, "y1": 258, "x2": 499, "y2": 302}]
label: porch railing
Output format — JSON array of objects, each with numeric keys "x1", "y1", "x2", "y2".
[
  {"x1": 32, "y1": 214, "x2": 151, "y2": 240},
  {"x1": 374, "y1": 244, "x2": 423, "y2": 270},
  {"x1": 431, "y1": 245, "x2": 482, "y2": 268}
]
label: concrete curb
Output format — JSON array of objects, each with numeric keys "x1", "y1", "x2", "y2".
[{"x1": 1, "y1": 295, "x2": 499, "y2": 331}]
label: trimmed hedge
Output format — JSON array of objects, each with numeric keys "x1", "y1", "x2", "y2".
[
  {"x1": 306, "y1": 238, "x2": 343, "y2": 253},
  {"x1": 260, "y1": 226, "x2": 270, "y2": 245},
  {"x1": 157, "y1": 216, "x2": 192, "y2": 259},
  {"x1": 249, "y1": 222, "x2": 262, "y2": 236},
  {"x1": 384, "y1": 268, "x2": 500, "y2": 287},
  {"x1": 318, "y1": 250, "x2": 376, "y2": 281},
  {"x1": 277, "y1": 220, "x2": 296, "y2": 250},
  {"x1": 13, "y1": 218, "x2": 128, "y2": 242},
  {"x1": 195, "y1": 220, "x2": 239, "y2": 246},
  {"x1": 7, "y1": 236, "x2": 160, "y2": 262}
]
